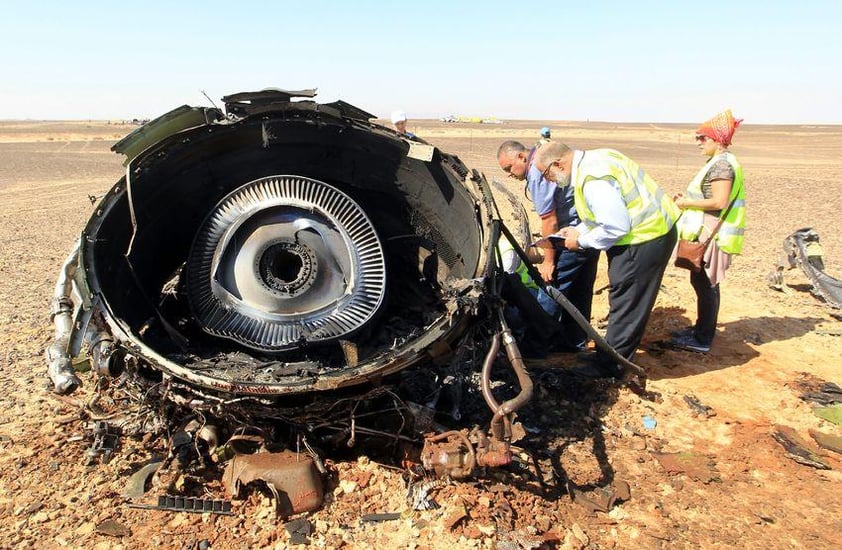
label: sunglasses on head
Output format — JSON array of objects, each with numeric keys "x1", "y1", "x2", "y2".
[{"x1": 695, "y1": 135, "x2": 709, "y2": 143}]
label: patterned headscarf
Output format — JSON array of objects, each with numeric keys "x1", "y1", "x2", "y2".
[{"x1": 696, "y1": 109, "x2": 743, "y2": 146}]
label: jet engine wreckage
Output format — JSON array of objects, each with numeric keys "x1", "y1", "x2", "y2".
[{"x1": 45, "y1": 89, "x2": 649, "y2": 516}]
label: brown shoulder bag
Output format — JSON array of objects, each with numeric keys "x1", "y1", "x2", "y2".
[{"x1": 674, "y1": 195, "x2": 738, "y2": 273}]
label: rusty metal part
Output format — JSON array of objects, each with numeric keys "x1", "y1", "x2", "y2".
[
  {"x1": 472, "y1": 429, "x2": 513, "y2": 469},
  {"x1": 420, "y1": 431, "x2": 476, "y2": 479},
  {"x1": 222, "y1": 450, "x2": 324, "y2": 517},
  {"x1": 475, "y1": 441, "x2": 513, "y2": 468},
  {"x1": 569, "y1": 479, "x2": 631, "y2": 514}
]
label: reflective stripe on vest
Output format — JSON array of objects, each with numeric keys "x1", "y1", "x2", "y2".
[
  {"x1": 676, "y1": 152, "x2": 746, "y2": 254},
  {"x1": 573, "y1": 149, "x2": 680, "y2": 246},
  {"x1": 499, "y1": 237, "x2": 539, "y2": 291}
]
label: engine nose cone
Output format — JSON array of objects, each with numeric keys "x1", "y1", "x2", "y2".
[{"x1": 187, "y1": 175, "x2": 386, "y2": 351}]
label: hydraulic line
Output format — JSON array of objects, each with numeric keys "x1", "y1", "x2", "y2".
[{"x1": 497, "y1": 222, "x2": 648, "y2": 384}]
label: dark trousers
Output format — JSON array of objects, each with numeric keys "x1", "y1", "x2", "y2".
[
  {"x1": 690, "y1": 268, "x2": 720, "y2": 345},
  {"x1": 554, "y1": 248, "x2": 599, "y2": 349},
  {"x1": 596, "y1": 226, "x2": 677, "y2": 366}
]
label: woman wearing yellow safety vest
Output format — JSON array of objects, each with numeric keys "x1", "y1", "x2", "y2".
[{"x1": 671, "y1": 109, "x2": 746, "y2": 353}]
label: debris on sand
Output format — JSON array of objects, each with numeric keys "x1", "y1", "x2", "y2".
[
  {"x1": 796, "y1": 376, "x2": 842, "y2": 406},
  {"x1": 284, "y1": 518, "x2": 313, "y2": 545},
  {"x1": 772, "y1": 425, "x2": 830, "y2": 470},
  {"x1": 653, "y1": 451, "x2": 720, "y2": 483},
  {"x1": 808, "y1": 429, "x2": 842, "y2": 456},
  {"x1": 767, "y1": 227, "x2": 842, "y2": 309},
  {"x1": 813, "y1": 405, "x2": 842, "y2": 427},
  {"x1": 95, "y1": 519, "x2": 131, "y2": 538},
  {"x1": 121, "y1": 459, "x2": 163, "y2": 500},
  {"x1": 568, "y1": 479, "x2": 631, "y2": 514},
  {"x1": 223, "y1": 450, "x2": 324, "y2": 518},
  {"x1": 683, "y1": 394, "x2": 716, "y2": 418}
]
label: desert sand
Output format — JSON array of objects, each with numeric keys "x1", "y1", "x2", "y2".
[{"x1": 1, "y1": 119, "x2": 841, "y2": 549}]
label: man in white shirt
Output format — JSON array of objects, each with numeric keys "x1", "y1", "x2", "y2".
[{"x1": 535, "y1": 142, "x2": 679, "y2": 378}]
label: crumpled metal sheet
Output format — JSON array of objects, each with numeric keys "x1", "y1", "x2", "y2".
[
  {"x1": 222, "y1": 450, "x2": 324, "y2": 517},
  {"x1": 122, "y1": 460, "x2": 163, "y2": 500},
  {"x1": 769, "y1": 227, "x2": 842, "y2": 308},
  {"x1": 772, "y1": 424, "x2": 830, "y2": 470}
]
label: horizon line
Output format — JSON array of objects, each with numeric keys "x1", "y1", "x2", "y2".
[{"x1": 3, "y1": 118, "x2": 842, "y2": 127}]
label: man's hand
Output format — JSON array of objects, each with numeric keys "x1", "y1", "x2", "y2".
[
  {"x1": 538, "y1": 211, "x2": 559, "y2": 282},
  {"x1": 538, "y1": 258, "x2": 555, "y2": 282},
  {"x1": 558, "y1": 227, "x2": 581, "y2": 251}
]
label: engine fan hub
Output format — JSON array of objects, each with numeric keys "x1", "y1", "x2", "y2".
[{"x1": 186, "y1": 175, "x2": 387, "y2": 351}]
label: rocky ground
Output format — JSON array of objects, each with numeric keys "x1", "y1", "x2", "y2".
[{"x1": 1, "y1": 119, "x2": 841, "y2": 549}]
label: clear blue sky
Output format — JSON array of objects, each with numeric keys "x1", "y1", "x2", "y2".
[{"x1": 2, "y1": 0, "x2": 840, "y2": 123}]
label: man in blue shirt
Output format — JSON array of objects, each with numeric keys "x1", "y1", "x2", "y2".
[{"x1": 497, "y1": 140, "x2": 599, "y2": 351}]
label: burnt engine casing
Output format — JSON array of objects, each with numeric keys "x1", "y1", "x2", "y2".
[{"x1": 50, "y1": 90, "x2": 494, "y2": 398}]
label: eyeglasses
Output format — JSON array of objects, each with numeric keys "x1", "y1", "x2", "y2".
[
  {"x1": 542, "y1": 159, "x2": 560, "y2": 179},
  {"x1": 695, "y1": 135, "x2": 708, "y2": 143}
]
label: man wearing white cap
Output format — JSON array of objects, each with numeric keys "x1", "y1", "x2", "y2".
[{"x1": 390, "y1": 110, "x2": 416, "y2": 138}]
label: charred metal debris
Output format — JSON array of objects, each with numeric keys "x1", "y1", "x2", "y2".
[
  {"x1": 768, "y1": 227, "x2": 842, "y2": 310},
  {"x1": 46, "y1": 88, "x2": 648, "y2": 516}
]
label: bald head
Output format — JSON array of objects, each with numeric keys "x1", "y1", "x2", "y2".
[{"x1": 496, "y1": 140, "x2": 528, "y2": 159}]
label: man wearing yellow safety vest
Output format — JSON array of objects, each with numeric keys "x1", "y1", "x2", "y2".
[
  {"x1": 498, "y1": 235, "x2": 557, "y2": 316},
  {"x1": 497, "y1": 235, "x2": 563, "y2": 358},
  {"x1": 535, "y1": 142, "x2": 680, "y2": 378}
]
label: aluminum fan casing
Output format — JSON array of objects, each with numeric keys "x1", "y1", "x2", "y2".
[{"x1": 186, "y1": 175, "x2": 386, "y2": 351}]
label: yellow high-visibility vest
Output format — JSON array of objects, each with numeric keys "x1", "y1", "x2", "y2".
[
  {"x1": 573, "y1": 149, "x2": 679, "y2": 245},
  {"x1": 676, "y1": 152, "x2": 746, "y2": 254},
  {"x1": 499, "y1": 237, "x2": 539, "y2": 291}
]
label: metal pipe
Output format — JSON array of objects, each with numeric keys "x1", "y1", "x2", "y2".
[
  {"x1": 480, "y1": 333, "x2": 501, "y2": 414},
  {"x1": 490, "y1": 314, "x2": 533, "y2": 441},
  {"x1": 45, "y1": 242, "x2": 82, "y2": 394},
  {"x1": 498, "y1": 222, "x2": 648, "y2": 383}
]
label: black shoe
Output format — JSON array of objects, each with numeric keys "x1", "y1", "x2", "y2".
[
  {"x1": 670, "y1": 327, "x2": 696, "y2": 339},
  {"x1": 568, "y1": 363, "x2": 623, "y2": 379},
  {"x1": 669, "y1": 334, "x2": 711, "y2": 353}
]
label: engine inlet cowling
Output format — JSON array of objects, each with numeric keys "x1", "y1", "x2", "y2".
[
  {"x1": 187, "y1": 175, "x2": 386, "y2": 351},
  {"x1": 56, "y1": 89, "x2": 493, "y2": 397}
]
